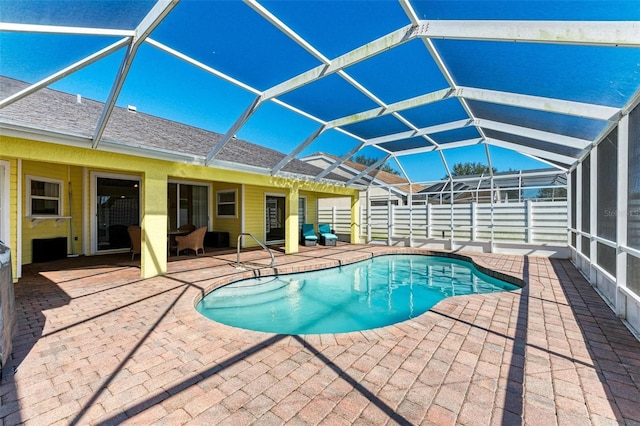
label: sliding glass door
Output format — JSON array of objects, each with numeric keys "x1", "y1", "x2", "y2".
[
  {"x1": 168, "y1": 182, "x2": 209, "y2": 230},
  {"x1": 95, "y1": 175, "x2": 140, "y2": 252}
]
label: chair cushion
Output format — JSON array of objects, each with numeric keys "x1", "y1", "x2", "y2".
[
  {"x1": 321, "y1": 233, "x2": 338, "y2": 240},
  {"x1": 318, "y1": 224, "x2": 331, "y2": 234}
]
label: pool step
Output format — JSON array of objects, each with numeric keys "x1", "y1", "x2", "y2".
[{"x1": 200, "y1": 278, "x2": 303, "y2": 309}]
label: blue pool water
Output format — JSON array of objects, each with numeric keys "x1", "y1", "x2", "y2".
[{"x1": 196, "y1": 255, "x2": 519, "y2": 334}]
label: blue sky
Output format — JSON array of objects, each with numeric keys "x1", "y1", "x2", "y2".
[{"x1": 2, "y1": 0, "x2": 639, "y2": 182}]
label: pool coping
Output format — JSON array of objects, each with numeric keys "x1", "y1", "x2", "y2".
[{"x1": 172, "y1": 247, "x2": 527, "y2": 345}]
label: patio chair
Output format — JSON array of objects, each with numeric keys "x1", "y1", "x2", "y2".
[
  {"x1": 175, "y1": 226, "x2": 207, "y2": 256},
  {"x1": 300, "y1": 223, "x2": 317, "y2": 246},
  {"x1": 168, "y1": 224, "x2": 197, "y2": 254},
  {"x1": 318, "y1": 223, "x2": 338, "y2": 246},
  {"x1": 127, "y1": 225, "x2": 141, "y2": 260},
  {"x1": 178, "y1": 223, "x2": 196, "y2": 233}
]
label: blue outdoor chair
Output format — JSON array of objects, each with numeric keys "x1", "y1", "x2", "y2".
[
  {"x1": 318, "y1": 223, "x2": 338, "y2": 246},
  {"x1": 301, "y1": 223, "x2": 317, "y2": 246}
]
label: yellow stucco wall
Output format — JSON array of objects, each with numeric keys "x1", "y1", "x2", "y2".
[
  {"x1": 0, "y1": 135, "x2": 358, "y2": 278},
  {"x1": 20, "y1": 161, "x2": 85, "y2": 264}
]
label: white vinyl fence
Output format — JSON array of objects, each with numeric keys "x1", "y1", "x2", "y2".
[{"x1": 319, "y1": 201, "x2": 568, "y2": 254}]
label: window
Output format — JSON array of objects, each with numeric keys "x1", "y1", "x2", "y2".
[
  {"x1": 28, "y1": 176, "x2": 62, "y2": 216},
  {"x1": 216, "y1": 189, "x2": 237, "y2": 217},
  {"x1": 298, "y1": 197, "x2": 306, "y2": 229}
]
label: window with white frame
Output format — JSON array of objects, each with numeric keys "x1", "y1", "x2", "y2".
[
  {"x1": 216, "y1": 189, "x2": 237, "y2": 218},
  {"x1": 28, "y1": 176, "x2": 62, "y2": 216}
]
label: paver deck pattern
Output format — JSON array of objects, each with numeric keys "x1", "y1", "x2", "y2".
[{"x1": 1, "y1": 244, "x2": 639, "y2": 425}]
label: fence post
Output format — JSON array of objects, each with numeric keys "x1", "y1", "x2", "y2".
[
  {"x1": 526, "y1": 200, "x2": 533, "y2": 243},
  {"x1": 388, "y1": 202, "x2": 393, "y2": 246},
  {"x1": 450, "y1": 179, "x2": 455, "y2": 250},
  {"x1": 490, "y1": 176, "x2": 495, "y2": 253},
  {"x1": 471, "y1": 202, "x2": 476, "y2": 241},
  {"x1": 332, "y1": 206, "x2": 337, "y2": 231},
  {"x1": 408, "y1": 184, "x2": 413, "y2": 248},
  {"x1": 426, "y1": 203, "x2": 431, "y2": 239},
  {"x1": 576, "y1": 162, "x2": 583, "y2": 267}
]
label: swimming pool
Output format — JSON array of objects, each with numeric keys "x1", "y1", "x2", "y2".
[{"x1": 196, "y1": 254, "x2": 520, "y2": 334}]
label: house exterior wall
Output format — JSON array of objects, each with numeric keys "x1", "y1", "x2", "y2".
[
  {"x1": 0, "y1": 135, "x2": 357, "y2": 279},
  {"x1": 243, "y1": 184, "x2": 270, "y2": 246},
  {"x1": 211, "y1": 181, "x2": 242, "y2": 247},
  {"x1": 299, "y1": 190, "x2": 318, "y2": 225},
  {"x1": 20, "y1": 161, "x2": 84, "y2": 264},
  {"x1": 241, "y1": 185, "x2": 321, "y2": 248}
]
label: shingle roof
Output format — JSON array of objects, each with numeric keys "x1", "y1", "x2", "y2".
[{"x1": 0, "y1": 76, "x2": 347, "y2": 183}]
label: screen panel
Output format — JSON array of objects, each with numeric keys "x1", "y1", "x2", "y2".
[
  {"x1": 596, "y1": 128, "x2": 617, "y2": 276},
  {"x1": 629, "y1": 103, "x2": 640, "y2": 252},
  {"x1": 581, "y1": 154, "x2": 590, "y2": 257}
]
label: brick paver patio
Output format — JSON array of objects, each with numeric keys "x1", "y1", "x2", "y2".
[{"x1": 1, "y1": 244, "x2": 639, "y2": 425}]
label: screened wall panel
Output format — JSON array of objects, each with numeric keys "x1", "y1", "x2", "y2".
[
  {"x1": 571, "y1": 169, "x2": 577, "y2": 248},
  {"x1": 628, "y1": 255, "x2": 640, "y2": 296},
  {"x1": 597, "y1": 129, "x2": 617, "y2": 276},
  {"x1": 581, "y1": 155, "x2": 590, "y2": 257},
  {"x1": 629, "y1": 105, "x2": 640, "y2": 252},
  {"x1": 597, "y1": 244, "x2": 616, "y2": 277}
]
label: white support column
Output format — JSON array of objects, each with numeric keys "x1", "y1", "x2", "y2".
[
  {"x1": 576, "y1": 162, "x2": 583, "y2": 260},
  {"x1": 519, "y1": 170, "x2": 523, "y2": 202},
  {"x1": 450, "y1": 179, "x2": 455, "y2": 250},
  {"x1": 366, "y1": 190, "x2": 371, "y2": 243},
  {"x1": 16, "y1": 159, "x2": 22, "y2": 279},
  {"x1": 489, "y1": 176, "x2": 495, "y2": 253},
  {"x1": 332, "y1": 206, "x2": 337, "y2": 230},
  {"x1": 590, "y1": 148, "x2": 598, "y2": 285},
  {"x1": 616, "y1": 115, "x2": 629, "y2": 318},
  {"x1": 426, "y1": 203, "x2": 431, "y2": 239},
  {"x1": 408, "y1": 184, "x2": 413, "y2": 248},
  {"x1": 567, "y1": 170, "x2": 573, "y2": 250},
  {"x1": 387, "y1": 188, "x2": 393, "y2": 246}
]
